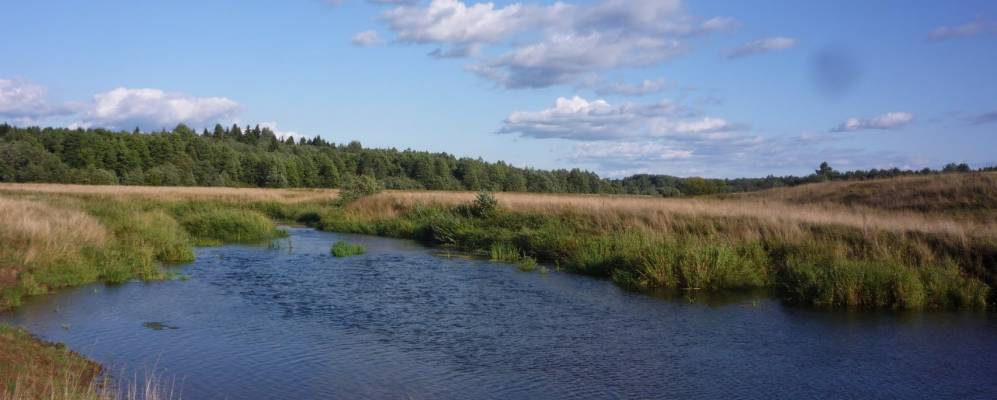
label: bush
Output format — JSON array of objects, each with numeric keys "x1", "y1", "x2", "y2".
[
  {"x1": 456, "y1": 191, "x2": 499, "y2": 218},
  {"x1": 337, "y1": 175, "x2": 383, "y2": 205},
  {"x1": 331, "y1": 240, "x2": 366, "y2": 257}
]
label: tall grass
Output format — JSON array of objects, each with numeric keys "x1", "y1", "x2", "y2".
[
  {"x1": 318, "y1": 188, "x2": 994, "y2": 309},
  {"x1": 176, "y1": 207, "x2": 284, "y2": 246}
]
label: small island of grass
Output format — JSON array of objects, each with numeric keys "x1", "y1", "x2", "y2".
[{"x1": 331, "y1": 241, "x2": 366, "y2": 257}]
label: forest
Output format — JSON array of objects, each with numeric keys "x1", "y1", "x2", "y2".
[{"x1": 0, "y1": 123, "x2": 987, "y2": 196}]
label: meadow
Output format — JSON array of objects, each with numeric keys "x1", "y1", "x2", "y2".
[{"x1": 0, "y1": 173, "x2": 994, "y2": 398}]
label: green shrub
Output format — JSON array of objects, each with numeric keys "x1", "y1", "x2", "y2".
[
  {"x1": 455, "y1": 191, "x2": 499, "y2": 218},
  {"x1": 337, "y1": 175, "x2": 383, "y2": 205},
  {"x1": 331, "y1": 241, "x2": 366, "y2": 257}
]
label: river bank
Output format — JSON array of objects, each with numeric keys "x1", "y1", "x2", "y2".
[{"x1": 1, "y1": 175, "x2": 994, "y2": 397}]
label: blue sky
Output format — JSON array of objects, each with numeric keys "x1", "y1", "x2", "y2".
[{"x1": 1, "y1": 0, "x2": 995, "y2": 178}]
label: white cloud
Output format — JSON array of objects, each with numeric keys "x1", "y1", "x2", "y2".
[
  {"x1": 499, "y1": 95, "x2": 737, "y2": 141},
  {"x1": 374, "y1": 0, "x2": 735, "y2": 88},
  {"x1": 0, "y1": 78, "x2": 77, "y2": 121},
  {"x1": 472, "y1": 32, "x2": 684, "y2": 88},
  {"x1": 928, "y1": 21, "x2": 996, "y2": 40},
  {"x1": 725, "y1": 37, "x2": 797, "y2": 59},
  {"x1": 382, "y1": 0, "x2": 535, "y2": 45},
  {"x1": 76, "y1": 88, "x2": 239, "y2": 131},
  {"x1": 832, "y1": 112, "x2": 913, "y2": 132},
  {"x1": 352, "y1": 30, "x2": 382, "y2": 46}
]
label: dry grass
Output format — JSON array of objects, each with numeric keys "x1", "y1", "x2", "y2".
[
  {"x1": 0, "y1": 325, "x2": 101, "y2": 400},
  {"x1": 746, "y1": 171, "x2": 997, "y2": 218},
  {"x1": 0, "y1": 197, "x2": 108, "y2": 293},
  {"x1": 0, "y1": 183, "x2": 339, "y2": 204},
  {"x1": 348, "y1": 189, "x2": 993, "y2": 241},
  {"x1": 2, "y1": 179, "x2": 990, "y2": 242}
]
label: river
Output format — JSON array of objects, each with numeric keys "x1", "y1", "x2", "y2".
[{"x1": 2, "y1": 228, "x2": 995, "y2": 399}]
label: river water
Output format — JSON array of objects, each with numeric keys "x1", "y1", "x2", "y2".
[{"x1": 2, "y1": 228, "x2": 995, "y2": 399}]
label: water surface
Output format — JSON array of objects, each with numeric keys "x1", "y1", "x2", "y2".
[{"x1": 3, "y1": 228, "x2": 995, "y2": 399}]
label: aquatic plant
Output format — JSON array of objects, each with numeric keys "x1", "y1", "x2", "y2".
[{"x1": 330, "y1": 241, "x2": 366, "y2": 257}]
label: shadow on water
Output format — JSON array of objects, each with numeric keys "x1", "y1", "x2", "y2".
[{"x1": 2, "y1": 227, "x2": 996, "y2": 400}]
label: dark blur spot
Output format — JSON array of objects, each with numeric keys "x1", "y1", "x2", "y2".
[
  {"x1": 143, "y1": 321, "x2": 179, "y2": 331},
  {"x1": 812, "y1": 46, "x2": 861, "y2": 100}
]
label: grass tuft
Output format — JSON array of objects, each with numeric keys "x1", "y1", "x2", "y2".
[{"x1": 330, "y1": 241, "x2": 366, "y2": 257}]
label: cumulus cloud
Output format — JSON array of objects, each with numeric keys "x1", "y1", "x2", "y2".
[
  {"x1": 595, "y1": 78, "x2": 668, "y2": 96},
  {"x1": 498, "y1": 95, "x2": 738, "y2": 141},
  {"x1": 928, "y1": 21, "x2": 997, "y2": 40},
  {"x1": 0, "y1": 78, "x2": 78, "y2": 121},
  {"x1": 383, "y1": 0, "x2": 536, "y2": 45},
  {"x1": 351, "y1": 30, "x2": 382, "y2": 46},
  {"x1": 472, "y1": 32, "x2": 684, "y2": 88},
  {"x1": 76, "y1": 88, "x2": 239, "y2": 131},
  {"x1": 372, "y1": 0, "x2": 735, "y2": 88},
  {"x1": 725, "y1": 37, "x2": 797, "y2": 59},
  {"x1": 832, "y1": 112, "x2": 913, "y2": 132}
]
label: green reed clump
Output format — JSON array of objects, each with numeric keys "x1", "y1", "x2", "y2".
[
  {"x1": 773, "y1": 244, "x2": 989, "y2": 308},
  {"x1": 306, "y1": 195, "x2": 994, "y2": 309},
  {"x1": 489, "y1": 242, "x2": 522, "y2": 263},
  {"x1": 331, "y1": 241, "x2": 366, "y2": 257},
  {"x1": 517, "y1": 256, "x2": 539, "y2": 272},
  {"x1": 178, "y1": 208, "x2": 284, "y2": 246}
]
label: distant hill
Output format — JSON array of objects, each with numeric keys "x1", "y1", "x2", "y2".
[{"x1": 747, "y1": 171, "x2": 997, "y2": 222}]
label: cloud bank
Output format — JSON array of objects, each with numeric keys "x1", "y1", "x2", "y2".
[{"x1": 369, "y1": 0, "x2": 736, "y2": 88}]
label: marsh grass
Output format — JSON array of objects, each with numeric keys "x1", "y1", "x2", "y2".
[
  {"x1": 330, "y1": 241, "x2": 366, "y2": 257},
  {"x1": 489, "y1": 243, "x2": 522, "y2": 263},
  {"x1": 516, "y1": 256, "x2": 539, "y2": 272},
  {"x1": 0, "y1": 177, "x2": 994, "y2": 311},
  {"x1": 321, "y1": 185, "x2": 995, "y2": 309},
  {"x1": 175, "y1": 207, "x2": 284, "y2": 246}
]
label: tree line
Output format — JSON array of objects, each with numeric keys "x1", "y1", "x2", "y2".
[{"x1": 0, "y1": 123, "x2": 990, "y2": 196}]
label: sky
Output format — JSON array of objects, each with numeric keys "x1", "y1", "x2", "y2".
[{"x1": 1, "y1": 0, "x2": 995, "y2": 178}]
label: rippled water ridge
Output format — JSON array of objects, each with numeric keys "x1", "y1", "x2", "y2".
[{"x1": 2, "y1": 228, "x2": 995, "y2": 399}]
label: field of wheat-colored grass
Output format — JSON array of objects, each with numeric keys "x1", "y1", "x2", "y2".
[
  {"x1": 2, "y1": 176, "x2": 992, "y2": 241},
  {"x1": 743, "y1": 171, "x2": 997, "y2": 217},
  {"x1": 0, "y1": 183, "x2": 340, "y2": 203},
  {"x1": 347, "y1": 188, "x2": 991, "y2": 241}
]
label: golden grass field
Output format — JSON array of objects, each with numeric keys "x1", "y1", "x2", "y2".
[
  {"x1": 348, "y1": 189, "x2": 990, "y2": 239},
  {"x1": 3, "y1": 172, "x2": 994, "y2": 256},
  {"x1": 0, "y1": 183, "x2": 340, "y2": 203}
]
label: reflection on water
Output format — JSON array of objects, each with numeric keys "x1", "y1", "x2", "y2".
[{"x1": 2, "y1": 228, "x2": 996, "y2": 399}]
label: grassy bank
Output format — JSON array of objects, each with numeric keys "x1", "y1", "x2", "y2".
[
  {"x1": 313, "y1": 196, "x2": 991, "y2": 308},
  {"x1": 0, "y1": 186, "x2": 298, "y2": 399},
  {"x1": 0, "y1": 325, "x2": 100, "y2": 400}
]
